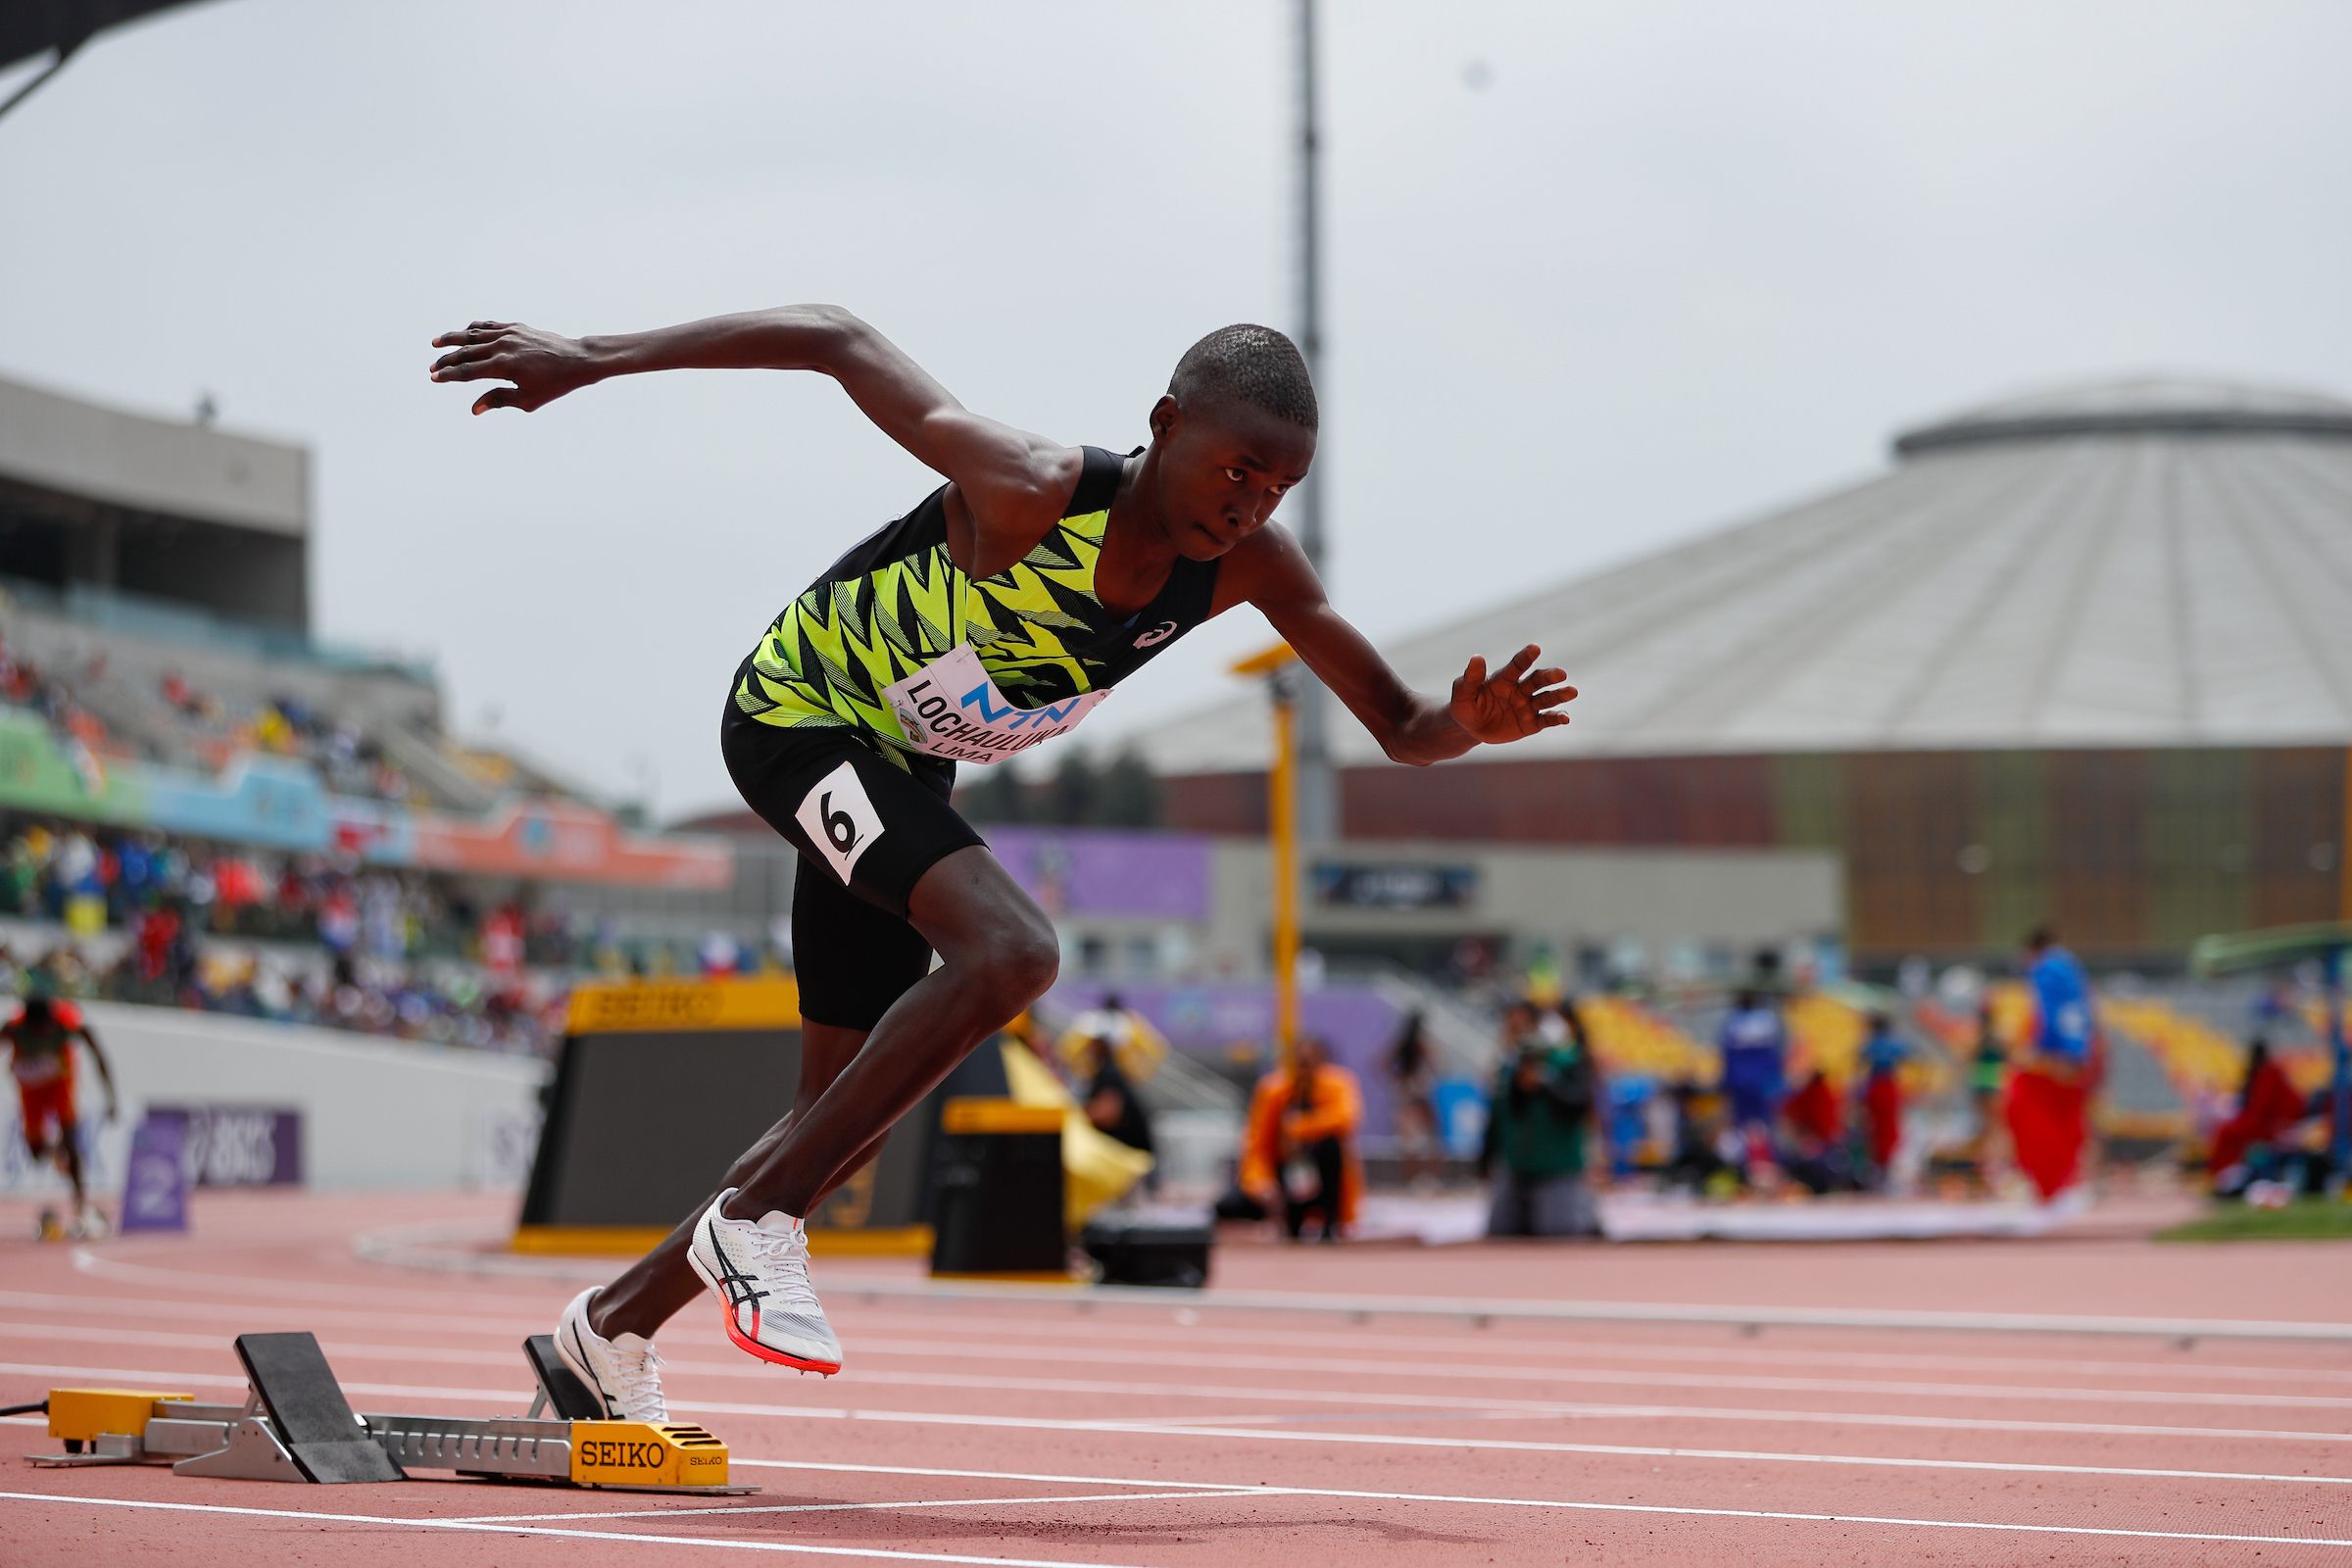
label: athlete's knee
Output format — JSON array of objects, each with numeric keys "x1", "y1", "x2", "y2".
[{"x1": 958, "y1": 914, "x2": 1059, "y2": 1010}]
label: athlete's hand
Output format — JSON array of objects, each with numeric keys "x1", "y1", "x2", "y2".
[
  {"x1": 1449, "y1": 645, "x2": 1576, "y2": 745},
  {"x1": 428, "y1": 320, "x2": 592, "y2": 415}
]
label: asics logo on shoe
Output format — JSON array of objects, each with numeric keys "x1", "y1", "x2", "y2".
[{"x1": 707, "y1": 1223, "x2": 769, "y2": 1317}]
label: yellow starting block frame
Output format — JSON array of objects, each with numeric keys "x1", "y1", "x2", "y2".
[{"x1": 29, "y1": 1333, "x2": 750, "y2": 1495}]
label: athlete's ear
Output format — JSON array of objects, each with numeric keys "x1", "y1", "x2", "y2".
[{"x1": 1148, "y1": 393, "x2": 1179, "y2": 443}]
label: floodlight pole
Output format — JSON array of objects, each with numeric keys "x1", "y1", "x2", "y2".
[
  {"x1": 1289, "y1": 0, "x2": 1339, "y2": 849},
  {"x1": 1270, "y1": 664, "x2": 1303, "y2": 1062},
  {"x1": 1235, "y1": 644, "x2": 1304, "y2": 1068}
]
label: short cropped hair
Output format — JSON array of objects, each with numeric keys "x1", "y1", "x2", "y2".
[{"x1": 1168, "y1": 324, "x2": 1318, "y2": 431}]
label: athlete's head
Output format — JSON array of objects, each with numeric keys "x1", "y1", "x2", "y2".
[{"x1": 1147, "y1": 324, "x2": 1318, "y2": 560}]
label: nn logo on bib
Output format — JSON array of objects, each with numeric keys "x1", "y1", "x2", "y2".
[{"x1": 880, "y1": 645, "x2": 1109, "y2": 765}]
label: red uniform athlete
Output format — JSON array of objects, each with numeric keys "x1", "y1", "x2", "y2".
[{"x1": 6, "y1": 994, "x2": 120, "y2": 1237}]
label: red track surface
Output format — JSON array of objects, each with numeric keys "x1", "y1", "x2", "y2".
[{"x1": 4, "y1": 1190, "x2": 2350, "y2": 1565}]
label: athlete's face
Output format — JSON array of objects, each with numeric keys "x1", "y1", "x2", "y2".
[{"x1": 1148, "y1": 395, "x2": 1315, "y2": 560}]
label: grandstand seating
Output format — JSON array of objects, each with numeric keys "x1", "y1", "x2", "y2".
[
  {"x1": 1578, "y1": 994, "x2": 1714, "y2": 1082},
  {"x1": 1, "y1": 576, "x2": 508, "y2": 811}
]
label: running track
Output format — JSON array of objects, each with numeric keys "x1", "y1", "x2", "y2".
[{"x1": 3, "y1": 1191, "x2": 2349, "y2": 1565}]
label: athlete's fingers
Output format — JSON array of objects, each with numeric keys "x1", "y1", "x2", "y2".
[
  {"x1": 429, "y1": 342, "x2": 503, "y2": 374},
  {"x1": 1532, "y1": 684, "x2": 1579, "y2": 710},
  {"x1": 1495, "y1": 644, "x2": 1541, "y2": 682},
  {"x1": 1538, "y1": 711, "x2": 1572, "y2": 728},
  {"x1": 471, "y1": 384, "x2": 525, "y2": 416},
  {"x1": 431, "y1": 324, "x2": 514, "y2": 351},
  {"x1": 1521, "y1": 665, "x2": 1568, "y2": 691},
  {"x1": 432, "y1": 357, "x2": 501, "y2": 382},
  {"x1": 1456, "y1": 656, "x2": 1487, "y2": 694}
]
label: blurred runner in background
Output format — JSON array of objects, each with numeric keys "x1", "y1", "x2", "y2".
[{"x1": 5, "y1": 989, "x2": 119, "y2": 1237}]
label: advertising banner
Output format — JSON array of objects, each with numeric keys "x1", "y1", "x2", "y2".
[
  {"x1": 0, "y1": 725, "x2": 720, "y2": 890},
  {"x1": 0, "y1": 710, "x2": 144, "y2": 821},
  {"x1": 119, "y1": 1111, "x2": 190, "y2": 1233},
  {"x1": 1312, "y1": 861, "x2": 1479, "y2": 909},
  {"x1": 149, "y1": 1103, "x2": 304, "y2": 1188},
  {"x1": 988, "y1": 826, "x2": 1212, "y2": 921},
  {"x1": 411, "y1": 798, "x2": 732, "y2": 890}
]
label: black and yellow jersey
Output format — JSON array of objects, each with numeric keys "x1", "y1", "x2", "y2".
[{"x1": 734, "y1": 447, "x2": 1216, "y2": 765}]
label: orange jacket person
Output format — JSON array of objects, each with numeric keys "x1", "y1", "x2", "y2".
[{"x1": 1238, "y1": 1036, "x2": 1362, "y2": 1240}]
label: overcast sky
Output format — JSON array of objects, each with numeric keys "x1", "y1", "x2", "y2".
[{"x1": 3, "y1": 0, "x2": 2347, "y2": 819}]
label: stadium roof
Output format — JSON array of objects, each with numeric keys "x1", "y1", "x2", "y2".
[
  {"x1": 1, "y1": 1, "x2": 210, "y2": 73},
  {"x1": 1138, "y1": 375, "x2": 2352, "y2": 774},
  {"x1": 0, "y1": 369, "x2": 308, "y2": 536}
]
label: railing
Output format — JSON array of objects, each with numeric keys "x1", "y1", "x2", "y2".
[{"x1": 0, "y1": 574, "x2": 435, "y2": 684}]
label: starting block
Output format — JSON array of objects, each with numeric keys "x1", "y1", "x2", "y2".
[{"x1": 28, "y1": 1330, "x2": 751, "y2": 1495}]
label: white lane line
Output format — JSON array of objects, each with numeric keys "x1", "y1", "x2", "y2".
[
  {"x1": 811, "y1": 1310, "x2": 2352, "y2": 1386},
  {"x1": 3, "y1": 1391, "x2": 2343, "y2": 1496},
  {"x1": 11, "y1": 1316, "x2": 2341, "y2": 1414},
  {"x1": 732, "y1": 1449, "x2": 2350, "y2": 1491},
  {"x1": 17, "y1": 1286, "x2": 2352, "y2": 1393},
  {"x1": 0, "y1": 1493, "x2": 1157, "y2": 1565},
  {"x1": 103, "y1": 1239, "x2": 2352, "y2": 1345},
  {"x1": 808, "y1": 1409, "x2": 2352, "y2": 1483},
  {"x1": 464, "y1": 1490, "x2": 1262, "y2": 1524},
  {"x1": 720, "y1": 1333, "x2": 2352, "y2": 1411},
  {"x1": 0, "y1": 1287, "x2": 559, "y2": 1337},
  {"x1": 6, "y1": 1484, "x2": 2350, "y2": 1552},
  {"x1": 7, "y1": 1355, "x2": 2351, "y2": 1449},
  {"x1": 69, "y1": 1249, "x2": 560, "y2": 1313}
]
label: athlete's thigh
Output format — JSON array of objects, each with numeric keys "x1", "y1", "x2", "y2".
[
  {"x1": 722, "y1": 715, "x2": 980, "y2": 919},
  {"x1": 723, "y1": 716, "x2": 978, "y2": 1030},
  {"x1": 789, "y1": 857, "x2": 937, "y2": 1032}
]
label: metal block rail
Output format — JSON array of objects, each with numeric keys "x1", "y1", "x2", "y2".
[{"x1": 27, "y1": 1330, "x2": 750, "y2": 1495}]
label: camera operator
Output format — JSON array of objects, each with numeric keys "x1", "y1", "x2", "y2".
[{"x1": 1480, "y1": 1001, "x2": 1600, "y2": 1238}]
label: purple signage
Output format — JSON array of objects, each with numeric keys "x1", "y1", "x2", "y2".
[
  {"x1": 986, "y1": 827, "x2": 1212, "y2": 922},
  {"x1": 150, "y1": 1104, "x2": 304, "y2": 1188},
  {"x1": 119, "y1": 1112, "x2": 190, "y2": 1234}
]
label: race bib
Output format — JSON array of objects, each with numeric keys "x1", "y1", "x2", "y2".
[
  {"x1": 11, "y1": 1052, "x2": 65, "y2": 1087},
  {"x1": 881, "y1": 645, "x2": 1108, "y2": 766}
]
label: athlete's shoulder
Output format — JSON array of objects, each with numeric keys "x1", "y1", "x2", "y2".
[
  {"x1": 1227, "y1": 521, "x2": 1313, "y2": 588},
  {"x1": 1057, "y1": 445, "x2": 1128, "y2": 519}
]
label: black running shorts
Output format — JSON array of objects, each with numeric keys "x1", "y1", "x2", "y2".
[{"x1": 720, "y1": 685, "x2": 984, "y2": 1030}]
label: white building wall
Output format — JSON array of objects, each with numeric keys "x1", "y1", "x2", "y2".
[{"x1": 2, "y1": 1002, "x2": 546, "y2": 1198}]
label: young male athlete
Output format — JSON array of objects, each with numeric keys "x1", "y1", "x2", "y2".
[
  {"x1": 5, "y1": 991, "x2": 120, "y2": 1237},
  {"x1": 429, "y1": 306, "x2": 1578, "y2": 1420}
]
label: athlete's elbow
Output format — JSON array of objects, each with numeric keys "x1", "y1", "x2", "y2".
[
  {"x1": 1377, "y1": 731, "x2": 1433, "y2": 767},
  {"x1": 778, "y1": 304, "x2": 870, "y2": 368}
]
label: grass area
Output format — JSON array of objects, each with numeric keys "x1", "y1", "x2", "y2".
[{"x1": 2157, "y1": 1200, "x2": 2352, "y2": 1243}]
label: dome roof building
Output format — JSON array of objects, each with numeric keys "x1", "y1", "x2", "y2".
[{"x1": 1144, "y1": 377, "x2": 2352, "y2": 965}]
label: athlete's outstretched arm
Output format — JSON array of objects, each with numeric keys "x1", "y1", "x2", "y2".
[
  {"x1": 428, "y1": 306, "x2": 1075, "y2": 572},
  {"x1": 1225, "y1": 524, "x2": 1577, "y2": 766},
  {"x1": 74, "y1": 1019, "x2": 118, "y2": 1119}
]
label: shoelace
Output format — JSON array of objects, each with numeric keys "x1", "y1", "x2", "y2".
[
  {"x1": 608, "y1": 1340, "x2": 666, "y2": 1423},
  {"x1": 743, "y1": 1222, "x2": 827, "y2": 1316}
]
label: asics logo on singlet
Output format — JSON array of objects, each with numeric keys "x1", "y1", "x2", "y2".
[{"x1": 1133, "y1": 619, "x2": 1179, "y2": 649}]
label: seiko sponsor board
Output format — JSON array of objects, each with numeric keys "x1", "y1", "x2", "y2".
[{"x1": 883, "y1": 646, "x2": 1107, "y2": 765}]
